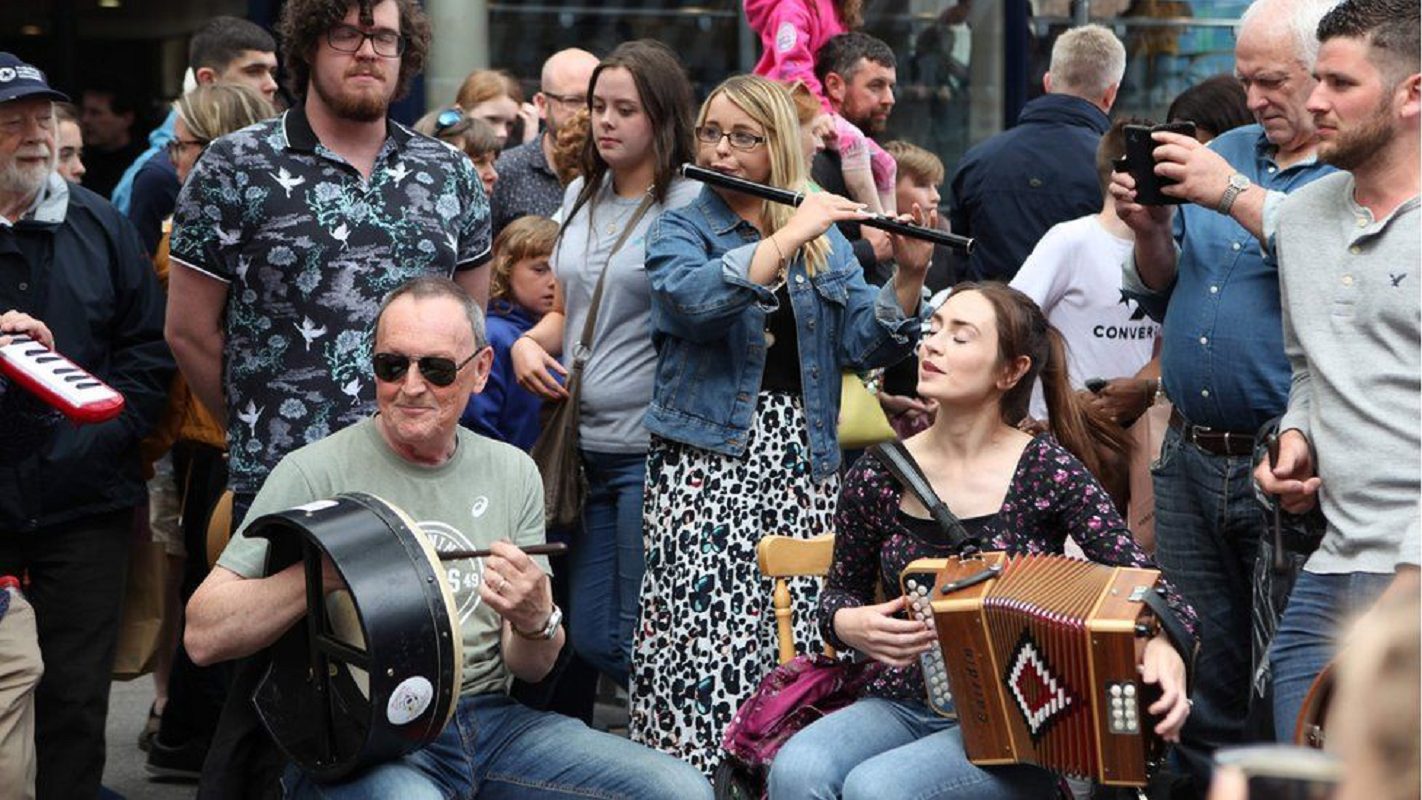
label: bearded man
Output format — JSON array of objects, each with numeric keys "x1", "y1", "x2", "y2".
[
  {"x1": 167, "y1": 0, "x2": 493, "y2": 530},
  {"x1": 0, "y1": 53, "x2": 172, "y2": 799}
]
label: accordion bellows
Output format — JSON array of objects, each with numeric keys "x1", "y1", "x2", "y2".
[{"x1": 902, "y1": 552, "x2": 1166, "y2": 786}]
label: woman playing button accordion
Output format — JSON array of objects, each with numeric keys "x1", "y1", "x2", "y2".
[
  {"x1": 769, "y1": 283, "x2": 1199, "y2": 800},
  {"x1": 630, "y1": 73, "x2": 935, "y2": 777}
]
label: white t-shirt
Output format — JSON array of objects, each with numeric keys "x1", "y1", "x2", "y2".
[{"x1": 1009, "y1": 214, "x2": 1158, "y2": 420}]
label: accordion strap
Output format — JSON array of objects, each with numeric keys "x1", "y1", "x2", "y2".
[
  {"x1": 1141, "y1": 587, "x2": 1199, "y2": 693},
  {"x1": 869, "y1": 441, "x2": 976, "y2": 553}
]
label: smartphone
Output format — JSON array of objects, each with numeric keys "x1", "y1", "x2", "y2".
[
  {"x1": 1214, "y1": 744, "x2": 1342, "y2": 800},
  {"x1": 1120, "y1": 122, "x2": 1197, "y2": 206}
]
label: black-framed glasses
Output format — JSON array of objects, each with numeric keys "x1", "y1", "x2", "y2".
[
  {"x1": 372, "y1": 352, "x2": 477, "y2": 387},
  {"x1": 542, "y1": 91, "x2": 586, "y2": 109},
  {"x1": 433, "y1": 107, "x2": 468, "y2": 137},
  {"x1": 166, "y1": 137, "x2": 207, "y2": 160},
  {"x1": 695, "y1": 125, "x2": 767, "y2": 151},
  {"x1": 327, "y1": 23, "x2": 406, "y2": 57}
]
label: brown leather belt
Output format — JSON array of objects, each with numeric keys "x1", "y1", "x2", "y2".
[{"x1": 1168, "y1": 408, "x2": 1257, "y2": 457}]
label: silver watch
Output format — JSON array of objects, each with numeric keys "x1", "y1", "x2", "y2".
[
  {"x1": 514, "y1": 604, "x2": 563, "y2": 640},
  {"x1": 1217, "y1": 173, "x2": 1252, "y2": 214}
]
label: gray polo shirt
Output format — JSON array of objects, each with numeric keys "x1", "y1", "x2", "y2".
[{"x1": 1273, "y1": 171, "x2": 1420, "y2": 574}]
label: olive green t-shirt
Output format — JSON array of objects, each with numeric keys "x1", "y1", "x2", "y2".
[{"x1": 217, "y1": 416, "x2": 548, "y2": 696}]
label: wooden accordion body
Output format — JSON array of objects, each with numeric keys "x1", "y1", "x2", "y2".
[{"x1": 901, "y1": 552, "x2": 1165, "y2": 786}]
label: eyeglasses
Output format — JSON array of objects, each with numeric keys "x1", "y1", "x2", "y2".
[
  {"x1": 542, "y1": 91, "x2": 586, "y2": 109},
  {"x1": 166, "y1": 137, "x2": 207, "y2": 160},
  {"x1": 327, "y1": 23, "x2": 406, "y2": 57},
  {"x1": 695, "y1": 125, "x2": 767, "y2": 151},
  {"x1": 372, "y1": 352, "x2": 478, "y2": 387},
  {"x1": 433, "y1": 107, "x2": 469, "y2": 138}
]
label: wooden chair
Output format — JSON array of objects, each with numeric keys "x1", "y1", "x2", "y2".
[{"x1": 757, "y1": 534, "x2": 837, "y2": 665}]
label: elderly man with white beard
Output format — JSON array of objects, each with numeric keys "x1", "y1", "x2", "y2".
[{"x1": 0, "y1": 53, "x2": 172, "y2": 800}]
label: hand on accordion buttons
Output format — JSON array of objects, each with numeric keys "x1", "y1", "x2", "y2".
[
  {"x1": 0, "y1": 310, "x2": 55, "y2": 350},
  {"x1": 1141, "y1": 634, "x2": 1191, "y2": 742},
  {"x1": 832, "y1": 596, "x2": 939, "y2": 668}
]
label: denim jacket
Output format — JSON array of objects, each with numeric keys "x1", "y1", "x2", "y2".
[{"x1": 644, "y1": 185, "x2": 921, "y2": 481}]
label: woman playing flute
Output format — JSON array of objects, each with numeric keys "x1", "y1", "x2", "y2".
[{"x1": 630, "y1": 73, "x2": 933, "y2": 777}]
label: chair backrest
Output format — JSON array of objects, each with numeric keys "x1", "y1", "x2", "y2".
[{"x1": 756, "y1": 534, "x2": 837, "y2": 665}]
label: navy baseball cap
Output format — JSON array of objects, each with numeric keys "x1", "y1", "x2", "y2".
[{"x1": 0, "y1": 53, "x2": 70, "y2": 104}]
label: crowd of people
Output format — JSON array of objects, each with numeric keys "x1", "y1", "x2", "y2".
[{"x1": 0, "y1": 0, "x2": 1417, "y2": 799}]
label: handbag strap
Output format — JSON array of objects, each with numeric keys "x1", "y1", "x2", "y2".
[
  {"x1": 869, "y1": 441, "x2": 977, "y2": 553},
  {"x1": 574, "y1": 192, "x2": 656, "y2": 369}
]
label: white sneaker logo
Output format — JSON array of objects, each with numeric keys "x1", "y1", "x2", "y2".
[{"x1": 470, "y1": 497, "x2": 489, "y2": 518}]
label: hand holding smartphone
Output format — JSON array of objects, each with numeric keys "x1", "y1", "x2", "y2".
[{"x1": 1118, "y1": 122, "x2": 1198, "y2": 206}]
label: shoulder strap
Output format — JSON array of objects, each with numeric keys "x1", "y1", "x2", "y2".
[
  {"x1": 574, "y1": 193, "x2": 656, "y2": 367},
  {"x1": 869, "y1": 441, "x2": 976, "y2": 552}
]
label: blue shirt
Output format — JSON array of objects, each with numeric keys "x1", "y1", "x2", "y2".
[
  {"x1": 643, "y1": 186, "x2": 921, "y2": 481},
  {"x1": 1124, "y1": 125, "x2": 1335, "y2": 431},
  {"x1": 461, "y1": 301, "x2": 546, "y2": 451},
  {"x1": 111, "y1": 110, "x2": 176, "y2": 215}
]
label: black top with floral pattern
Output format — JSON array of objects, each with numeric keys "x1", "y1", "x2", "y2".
[{"x1": 819, "y1": 435, "x2": 1199, "y2": 703}]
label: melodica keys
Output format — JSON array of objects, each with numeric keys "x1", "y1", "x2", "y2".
[{"x1": 0, "y1": 334, "x2": 125, "y2": 423}]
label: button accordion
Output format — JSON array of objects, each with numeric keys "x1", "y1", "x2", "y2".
[
  {"x1": 901, "y1": 552, "x2": 1167, "y2": 786},
  {"x1": 0, "y1": 334, "x2": 125, "y2": 424}
]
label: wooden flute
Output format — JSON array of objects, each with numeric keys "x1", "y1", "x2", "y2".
[
  {"x1": 438, "y1": 542, "x2": 568, "y2": 560},
  {"x1": 679, "y1": 163, "x2": 975, "y2": 254}
]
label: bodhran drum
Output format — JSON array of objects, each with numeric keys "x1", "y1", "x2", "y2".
[{"x1": 246, "y1": 492, "x2": 461, "y2": 782}]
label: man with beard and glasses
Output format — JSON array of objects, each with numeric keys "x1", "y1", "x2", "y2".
[
  {"x1": 0, "y1": 53, "x2": 172, "y2": 800},
  {"x1": 1253, "y1": 0, "x2": 1419, "y2": 744},
  {"x1": 489, "y1": 48, "x2": 598, "y2": 237},
  {"x1": 167, "y1": 0, "x2": 492, "y2": 536},
  {"x1": 1108, "y1": 0, "x2": 1338, "y2": 788}
]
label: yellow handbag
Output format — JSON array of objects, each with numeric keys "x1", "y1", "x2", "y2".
[{"x1": 837, "y1": 372, "x2": 897, "y2": 449}]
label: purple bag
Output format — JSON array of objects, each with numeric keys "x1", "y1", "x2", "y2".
[{"x1": 721, "y1": 653, "x2": 884, "y2": 767}]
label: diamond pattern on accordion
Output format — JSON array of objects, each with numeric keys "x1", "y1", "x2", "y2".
[
  {"x1": 904, "y1": 574, "x2": 953, "y2": 715},
  {"x1": 1003, "y1": 629, "x2": 1079, "y2": 742}
]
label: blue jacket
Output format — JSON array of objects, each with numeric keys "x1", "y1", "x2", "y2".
[
  {"x1": 949, "y1": 93, "x2": 1110, "y2": 283},
  {"x1": 461, "y1": 301, "x2": 545, "y2": 451},
  {"x1": 644, "y1": 186, "x2": 921, "y2": 481}
]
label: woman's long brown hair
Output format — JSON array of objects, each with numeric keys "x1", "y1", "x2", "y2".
[{"x1": 957, "y1": 282, "x2": 1133, "y2": 510}]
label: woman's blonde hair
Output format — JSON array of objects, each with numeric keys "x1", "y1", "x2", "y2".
[
  {"x1": 174, "y1": 83, "x2": 275, "y2": 143},
  {"x1": 698, "y1": 74, "x2": 830, "y2": 276},
  {"x1": 490, "y1": 215, "x2": 559, "y2": 303},
  {"x1": 455, "y1": 69, "x2": 522, "y2": 111}
]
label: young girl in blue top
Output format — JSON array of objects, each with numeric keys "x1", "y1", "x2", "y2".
[
  {"x1": 630, "y1": 73, "x2": 935, "y2": 777},
  {"x1": 460, "y1": 215, "x2": 558, "y2": 451}
]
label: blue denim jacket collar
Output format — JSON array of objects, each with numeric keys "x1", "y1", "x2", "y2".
[{"x1": 694, "y1": 184, "x2": 757, "y2": 237}]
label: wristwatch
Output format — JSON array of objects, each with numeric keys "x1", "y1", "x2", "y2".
[
  {"x1": 1217, "y1": 173, "x2": 1252, "y2": 214},
  {"x1": 513, "y1": 604, "x2": 563, "y2": 640}
]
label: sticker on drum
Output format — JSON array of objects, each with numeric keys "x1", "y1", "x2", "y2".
[{"x1": 386, "y1": 676, "x2": 434, "y2": 725}]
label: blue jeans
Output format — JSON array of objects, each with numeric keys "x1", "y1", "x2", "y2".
[
  {"x1": 568, "y1": 449, "x2": 647, "y2": 687},
  {"x1": 282, "y1": 692, "x2": 711, "y2": 799},
  {"x1": 1269, "y1": 569, "x2": 1392, "y2": 742},
  {"x1": 768, "y1": 697, "x2": 1059, "y2": 800},
  {"x1": 1150, "y1": 426, "x2": 1264, "y2": 780}
]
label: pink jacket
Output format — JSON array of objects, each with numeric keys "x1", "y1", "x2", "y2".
[{"x1": 746, "y1": 0, "x2": 845, "y2": 112}]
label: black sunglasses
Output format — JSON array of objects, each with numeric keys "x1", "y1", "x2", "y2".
[{"x1": 372, "y1": 352, "x2": 477, "y2": 387}]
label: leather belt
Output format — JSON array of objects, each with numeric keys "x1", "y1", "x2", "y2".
[{"x1": 1168, "y1": 408, "x2": 1256, "y2": 457}]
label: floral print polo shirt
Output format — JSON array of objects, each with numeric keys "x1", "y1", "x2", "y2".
[{"x1": 169, "y1": 105, "x2": 491, "y2": 492}]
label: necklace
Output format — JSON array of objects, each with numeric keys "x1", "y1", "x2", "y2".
[
  {"x1": 601, "y1": 182, "x2": 654, "y2": 236},
  {"x1": 763, "y1": 268, "x2": 789, "y2": 348}
]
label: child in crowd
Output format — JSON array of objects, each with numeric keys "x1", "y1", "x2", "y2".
[
  {"x1": 745, "y1": 0, "x2": 896, "y2": 214},
  {"x1": 414, "y1": 107, "x2": 501, "y2": 198},
  {"x1": 460, "y1": 216, "x2": 559, "y2": 451}
]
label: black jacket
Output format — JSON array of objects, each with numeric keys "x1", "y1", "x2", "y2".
[
  {"x1": 948, "y1": 94, "x2": 1110, "y2": 283},
  {"x1": 0, "y1": 176, "x2": 173, "y2": 532}
]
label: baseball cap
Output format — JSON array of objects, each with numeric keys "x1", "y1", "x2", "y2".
[{"x1": 0, "y1": 53, "x2": 70, "y2": 104}]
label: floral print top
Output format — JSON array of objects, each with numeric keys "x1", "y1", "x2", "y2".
[
  {"x1": 819, "y1": 435, "x2": 1198, "y2": 703},
  {"x1": 169, "y1": 106, "x2": 491, "y2": 491}
]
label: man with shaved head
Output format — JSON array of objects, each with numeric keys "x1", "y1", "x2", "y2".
[
  {"x1": 1109, "y1": 0, "x2": 1340, "y2": 787},
  {"x1": 490, "y1": 48, "x2": 598, "y2": 235}
]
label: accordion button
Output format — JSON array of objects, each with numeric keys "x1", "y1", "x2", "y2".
[
  {"x1": 1110, "y1": 684, "x2": 1122, "y2": 698},
  {"x1": 1123, "y1": 683, "x2": 1136, "y2": 697}
]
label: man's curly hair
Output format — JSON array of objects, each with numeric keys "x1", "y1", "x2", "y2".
[{"x1": 277, "y1": 0, "x2": 431, "y2": 101}]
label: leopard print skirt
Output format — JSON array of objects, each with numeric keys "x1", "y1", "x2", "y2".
[{"x1": 629, "y1": 391, "x2": 839, "y2": 778}]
